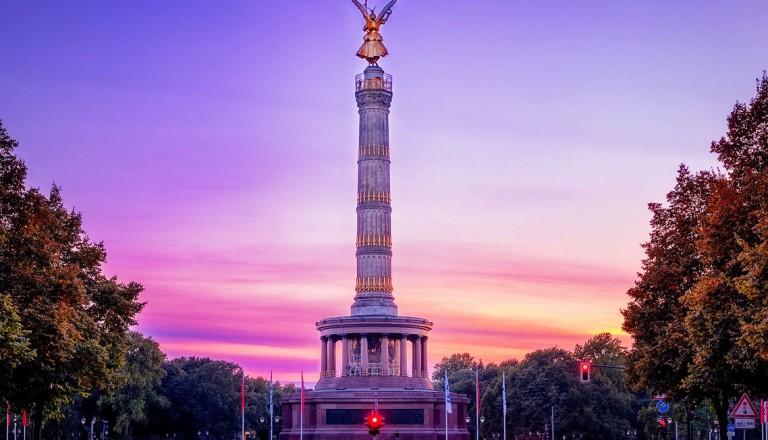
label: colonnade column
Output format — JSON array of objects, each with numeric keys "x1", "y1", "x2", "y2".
[
  {"x1": 326, "y1": 337, "x2": 336, "y2": 377},
  {"x1": 341, "y1": 335, "x2": 349, "y2": 377},
  {"x1": 361, "y1": 335, "x2": 369, "y2": 376},
  {"x1": 400, "y1": 335, "x2": 407, "y2": 377},
  {"x1": 421, "y1": 336, "x2": 428, "y2": 377},
  {"x1": 381, "y1": 334, "x2": 389, "y2": 376},
  {"x1": 320, "y1": 336, "x2": 328, "y2": 377},
  {"x1": 413, "y1": 337, "x2": 422, "y2": 377}
]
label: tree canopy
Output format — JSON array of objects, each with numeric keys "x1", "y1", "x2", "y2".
[
  {"x1": 433, "y1": 335, "x2": 643, "y2": 440},
  {"x1": 0, "y1": 120, "x2": 145, "y2": 439},
  {"x1": 623, "y1": 73, "x2": 768, "y2": 439}
]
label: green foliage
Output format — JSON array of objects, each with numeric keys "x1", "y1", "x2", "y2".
[
  {"x1": 623, "y1": 73, "x2": 768, "y2": 439},
  {"x1": 0, "y1": 120, "x2": 145, "y2": 438},
  {"x1": 160, "y1": 357, "x2": 243, "y2": 438},
  {"x1": 434, "y1": 336, "x2": 642, "y2": 440},
  {"x1": 431, "y1": 352, "x2": 477, "y2": 388},
  {"x1": 99, "y1": 332, "x2": 169, "y2": 437},
  {"x1": 0, "y1": 294, "x2": 34, "y2": 389}
]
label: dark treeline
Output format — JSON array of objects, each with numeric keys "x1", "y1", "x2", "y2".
[
  {"x1": 433, "y1": 333, "x2": 716, "y2": 440},
  {"x1": 37, "y1": 332, "x2": 295, "y2": 440},
  {"x1": 33, "y1": 332, "x2": 717, "y2": 440}
]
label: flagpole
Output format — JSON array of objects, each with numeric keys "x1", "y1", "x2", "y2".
[
  {"x1": 551, "y1": 406, "x2": 555, "y2": 440},
  {"x1": 763, "y1": 400, "x2": 766, "y2": 440},
  {"x1": 445, "y1": 404, "x2": 448, "y2": 440},
  {"x1": 502, "y1": 371, "x2": 506, "y2": 440},
  {"x1": 241, "y1": 369, "x2": 245, "y2": 440},
  {"x1": 475, "y1": 367, "x2": 479, "y2": 440},
  {"x1": 445, "y1": 370, "x2": 449, "y2": 440},
  {"x1": 300, "y1": 371, "x2": 305, "y2": 440}
]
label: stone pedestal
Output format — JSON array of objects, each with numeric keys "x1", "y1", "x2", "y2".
[{"x1": 280, "y1": 389, "x2": 470, "y2": 440}]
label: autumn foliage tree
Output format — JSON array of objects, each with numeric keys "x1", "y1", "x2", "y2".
[
  {"x1": 623, "y1": 74, "x2": 768, "y2": 439},
  {"x1": 0, "y1": 120, "x2": 144, "y2": 439}
]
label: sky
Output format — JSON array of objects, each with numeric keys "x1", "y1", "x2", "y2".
[{"x1": 1, "y1": 1, "x2": 767, "y2": 385}]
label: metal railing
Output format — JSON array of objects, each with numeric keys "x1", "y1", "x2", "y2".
[
  {"x1": 355, "y1": 73, "x2": 393, "y2": 92},
  {"x1": 320, "y1": 365, "x2": 432, "y2": 378}
]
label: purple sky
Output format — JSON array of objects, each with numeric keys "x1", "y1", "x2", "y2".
[{"x1": 1, "y1": 1, "x2": 767, "y2": 384}]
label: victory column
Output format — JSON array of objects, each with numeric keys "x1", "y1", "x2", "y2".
[{"x1": 279, "y1": 3, "x2": 469, "y2": 438}]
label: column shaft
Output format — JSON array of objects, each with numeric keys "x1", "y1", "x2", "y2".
[
  {"x1": 320, "y1": 337, "x2": 327, "y2": 378},
  {"x1": 341, "y1": 336, "x2": 349, "y2": 377},
  {"x1": 400, "y1": 335, "x2": 407, "y2": 377},
  {"x1": 421, "y1": 337, "x2": 428, "y2": 377},
  {"x1": 326, "y1": 337, "x2": 335, "y2": 377},
  {"x1": 351, "y1": 66, "x2": 397, "y2": 317},
  {"x1": 361, "y1": 335, "x2": 369, "y2": 376},
  {"x1": 414, "y1": 337, "x2": 422, "y2": 377},
  {"x1": 381, "y1": 334, "x2": 389, "y2": 376}
]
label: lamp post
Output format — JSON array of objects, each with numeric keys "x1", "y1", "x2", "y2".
[
  {"x1": 466, "y1": 416, "x2": 471, "y2": 437},
  {"x1": 273, "y1": 416, "x2": 280, "y2": 440},
  {"x1": 257, "y1": 416, "x2": 280, "y2": 440},
  {"x1": 465, "y1": 416, "x2": 484, "y2": 440},
  {"x1": 80, "y1": 418, "x2": 96, "y2": 440}
]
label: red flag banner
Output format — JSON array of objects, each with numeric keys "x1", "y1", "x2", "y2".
[
  {"x1": 22, "y1": 410, "x2": 27, "y2": 427},
  {"x1": 762, "y1": 400, "x2": 768, "y2": 424},
  {"x1": 241, "y1": 373, "x2": 245, "y2": 411},
  {"x1": 301, "y1": 371, "x2": 305, "y2": 415}
]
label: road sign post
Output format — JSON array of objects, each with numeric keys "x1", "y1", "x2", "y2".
[{"x1": 731, "y1": 394, "x2": 759, "y2": 419}]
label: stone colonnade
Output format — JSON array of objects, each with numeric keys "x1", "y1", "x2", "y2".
[{"x1": 320, "y1": 334, "x2": 428, "y2": 379}]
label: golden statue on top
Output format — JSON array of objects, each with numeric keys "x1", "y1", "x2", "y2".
[{"x1": 351, "y1": 0, "x2": 399, "y2": 65}]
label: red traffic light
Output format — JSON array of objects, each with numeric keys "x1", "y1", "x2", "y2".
[
  {"x1": 365, "y1": 412, "x2": 384, "y2": 435},
  {"x1": 659, "y1": 418, "x2": 667, "y2": 427},
  {"x1": 579, "y1": 362, "x2": 591, "y2": 383}
]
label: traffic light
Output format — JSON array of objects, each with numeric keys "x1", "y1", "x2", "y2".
[
  {"x1": 365, "y1": 412, "x2": 384, "y2": 436},
  {"x1": 579, "y1": 362, "x2": 591, "y2": 383},
  {"x1": 658, "y1": 418, "x2": 667, "y2": 428}
]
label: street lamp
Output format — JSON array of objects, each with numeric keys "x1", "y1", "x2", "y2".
[
  {"x1": 257, "y1": 416, "x2": 280, "y2": 440},
  {"x1": 80, "y1": 418, "x2": 96, "y2": 440},
  {"x1": 465, "y1": 416, "x2": 484, "y2": 440}
]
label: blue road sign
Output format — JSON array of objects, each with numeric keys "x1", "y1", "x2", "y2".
[
  {"x1": 656, "y1": 400, "x2": 670, "y2": 413},
  {"x1": 727, "y1": 424, "x2": 735, "y2": 432}
]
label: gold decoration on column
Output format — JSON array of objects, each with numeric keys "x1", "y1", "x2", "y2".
[
  {"x1": 356, "y1": 233, "x2": 392, "y2": 247},
  {"x1": 357, "y1": 191, "x2": 392, "y2": 204},
  {"x1": 355, "y1": 275, "x2": 394, "y2": 292},
  {"x1": 358, "y1": 144, "x2": 390, "y2": 158}
]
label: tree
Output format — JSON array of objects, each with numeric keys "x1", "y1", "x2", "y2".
[
  {"x1": 160, "y1": 357, "x2": 243, "y2": 440},
  {"x1": 99, "y1": 331, "x2": 169, "y2": 438},
  {"x1": 0, "y1": 121, "x2": 35, "y2": 399},
  {"x1": 0, "y1": 120, "x2": 144, "y2": 439},
  {"x1": 623, "y1": 74, "x2": 768, "y2": 440},
  {"x1": 431, "y1": 352, "x2": 478, "y2": 387},
  {"x1": 435, "y1": 338, "x2": 640, "y2": 440},
  {"x1": 622, "y1": 165, "x2": 713, "y2": 407},
  {"x1": 432, "y1": 353, "x2": 480, "y2": 430},
  {"x1": 0, "y1": 294, "x2": 33, "y2": 395},
  {"x1": 573, "y1": 334, "x2": 640, "y2": 439},
  {"x1": 681, "y1": 74, "x2": 768, "y2": 436}
]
